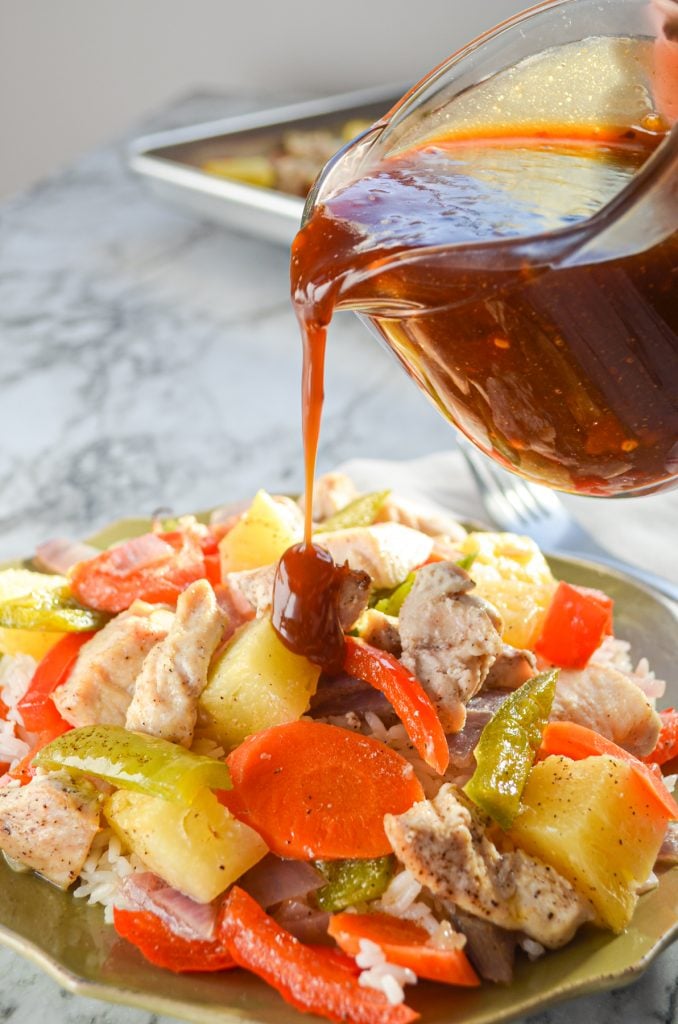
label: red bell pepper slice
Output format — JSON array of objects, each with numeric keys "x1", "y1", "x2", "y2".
[
  {"x1": 219, "y1": 886, "x2": 419, "y2": 1024},
  {"x1": 112, "y1": 907, "x2": 361, "y2": 980},
  {"x1": 70, "y1": 529, "x2": 206, "y2": 613},
  {"x1": 642, "y1": 708, "x2": 678, "y2": 768},
  {"x1": 201, "y1": 531, "x2": 222, "y2": 587},
  {"x1": 113, "y1": 908, "x2": 235, "y2": 973},
  {"x1": 7, "y1": 633, "x2": 90, "y2": 784},
  {"x1": 540, "y1": 721, "x2": 678, "y2": 820},
  {"x1": 17, "y1": 632, "x2": 93, "y2": 735},
  {"x1": 534, "y1": 581, "x2": 613, "y2": 669},
  {"x1": 307, "y1": 946, "x2": 361, "y2": 976},
  {"x1": 344, "y1": 636, "x2": 449, "y2": 775}
]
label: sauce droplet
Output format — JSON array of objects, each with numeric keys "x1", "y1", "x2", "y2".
[{"x1": 272, "y1": 542, "x2": 350, "y2": 673}]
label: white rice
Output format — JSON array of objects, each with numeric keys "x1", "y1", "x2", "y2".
[
  {"x1": 0, "y1": 652, "x2": 36, "y2": 724},
  {"x1": 377, "y1": 867, "x2": 422, "y2": 915},
  {"x1": 73, "y1": 827, "x2": 144, "y2": 923},
  {"x1": 520, "y1": 937, "x2": 546, "y2": 960},
  {"x1": 356, "y1": 938, "x2": 417, "y2": 1005},
  {"x1": 374, "y1": 868, "x2": 466, "y2": 949},
  {"x1": 0, "y1": 720, "x2": 30, "y2": 765},
  {"x1": 662, "y1": 774, "x2": 677, "y2": 793},
  {"x1": 635, "y1": 870, "x2": 659, "y2": 895}
]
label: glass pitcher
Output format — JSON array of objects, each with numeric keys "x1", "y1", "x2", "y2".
[{"x1": 294, "y1": 0, "x2": 678, "y2": 497}]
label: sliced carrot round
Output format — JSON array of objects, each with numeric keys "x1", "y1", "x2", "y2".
[
  {"x1": 223, "y1": 721, "x2": 424, "y2": 860},
  {"x1": 328, "y1": 912, "x2": 479, "y2": 987}
]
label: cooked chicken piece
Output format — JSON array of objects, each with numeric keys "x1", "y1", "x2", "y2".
[
  {"x1": 385, "y1": 784, "x2": 593, "y2": 949},
  {"x1": 375, "y1": 494, "x2": 467, "y2": 544},
  {"x1": 229, "y1": 563, "x2": 369, "y2": 631},
  {"x1": 125, "y1": 580, "x2": 225, "y2": 747},
  {"x1": 592, "y1": 636, "x2": 667, "y2": 699},
  {"x1": 398, "y1": 563, "x2": 503, "y2": 732},
  {"x1": 0, "y1": 774, "x2": 99, "y2": 888},
  {"x1": 300, "y1": 471, "x2": 359, "y2": 524},
  {"x1": 228, "y1": 565, "x2": 276, "y2": 616},
  {"x1": 53, "y1": 601, "x2": 174, "y2": 728},
  {"x1": 550, "y1": 662, "x2": 661, "y2": 757},
  {"x1": 213, "y1": 578, "x2": 256, "y2": 637},
  {"x1": 484, "y1": 644, "x2": 537, "y2": 690},
  {"x1": 354, "y1": 608, "x2": 402, "y2": 656},
  {"x1": 335, "y1": 566, "x2": 371, "y2": 629},
  {"x1": 314, "y1": 523, "x2": 432, "y2": 591}
]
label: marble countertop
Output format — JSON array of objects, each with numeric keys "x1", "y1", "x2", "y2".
[{"x1": 0, "y1": 93, "x2": 676, "y2": 1024}]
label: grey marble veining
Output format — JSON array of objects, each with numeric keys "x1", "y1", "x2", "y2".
[{"x1": 0, "y1": 92, "x2": 676, "y2": 1024}]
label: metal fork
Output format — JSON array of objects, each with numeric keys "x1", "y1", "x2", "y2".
[{"x1": 459, "y1": 443, "x2": 678, "y2": 604}]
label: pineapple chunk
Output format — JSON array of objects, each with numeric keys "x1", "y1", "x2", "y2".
[
  {"x1": 219, "y1": 490, "x2": 303, "y2": 574},
  {"x1": 509, "y1": 755, "x2": 667, "y2": 932},
  {"x1": 459, "y1": 531, "x2": 556, "y2": 648},
  {"x1": 104, "y1": 788, "x2": 267, "y2": 903},
  {"x1": 0, "y1": 569, "x2": 68, "y2": 659},
  {"x1": 199, "y1": 616, "x2": 321, "y2": 750}
]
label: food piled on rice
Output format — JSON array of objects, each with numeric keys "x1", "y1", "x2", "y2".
[{"x1": 1, "y1": 474, "x2": 676, "y2": 1023}]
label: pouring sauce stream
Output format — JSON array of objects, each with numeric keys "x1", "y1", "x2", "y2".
[{"x1": 273, "y1": 126, "x2": 677, "y2": 660}]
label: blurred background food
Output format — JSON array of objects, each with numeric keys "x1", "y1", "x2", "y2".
[
  {"x1": 0, "y1": 0, "x2": 526, "y2": 199},
  {"x1": 202, "y1": 120, "x2": 372, "y2": 196}
]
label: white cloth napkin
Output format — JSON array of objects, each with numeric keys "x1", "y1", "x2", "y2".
[{"x1": 338, "y1": 450, "x2": 678, "y2": 582}]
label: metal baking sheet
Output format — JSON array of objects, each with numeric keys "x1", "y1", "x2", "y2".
[{"x1": 128, "y1": 85, "x2": 404, "y2": 246}]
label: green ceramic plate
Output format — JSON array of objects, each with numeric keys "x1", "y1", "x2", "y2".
[{"x1": 1, "y1": 518, "x2": 677, "y2": 1024}]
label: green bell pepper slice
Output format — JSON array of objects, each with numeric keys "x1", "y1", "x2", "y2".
[
  {"x1": 320, "y1": 491, "x2": 390, "y2": 532},
  {"x1": 34, "y1": 725, "x2": 231, "y2": 806},
  {"x1": 374, "y1": 573, "x2": 415, "y2": 616},
  {"x1": 464, "y1": 669, "x2": 558, "y2": 829},
  {"x1": 0, "y1": 586, "x2": 110, "y2": 632},
  {"x1": 312, "y1": 855, "x2": 394, "y2": 912}
]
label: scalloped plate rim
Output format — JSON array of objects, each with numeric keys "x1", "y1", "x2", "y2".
[{"x1": 2, "y1": 904, "x2": 678, "y2": 1024}]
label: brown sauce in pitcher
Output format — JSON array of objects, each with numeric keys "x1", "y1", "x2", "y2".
[
  {"x1": 273, "y1": 127, "x2": 678, "y2": 657},
  {"x1": 293, "y1": 129, "x2": 678, "y2": 498}
]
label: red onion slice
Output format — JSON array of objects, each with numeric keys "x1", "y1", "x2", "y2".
[
  {"x1": 239, "y1": 854, "x2": 324, "y2": 909},
  {"x1": 34, "y1": 538, "x2": 99, "y2": 575},
  {"x1": 272, "y1": 898, "x2": 331, "y2": 944},
  {"x1": 105, "y1": 534, "x2": 176, "y2": 577},
  {"x1": 119, "y1": 872, "x2": 217, "y2": 940}
]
